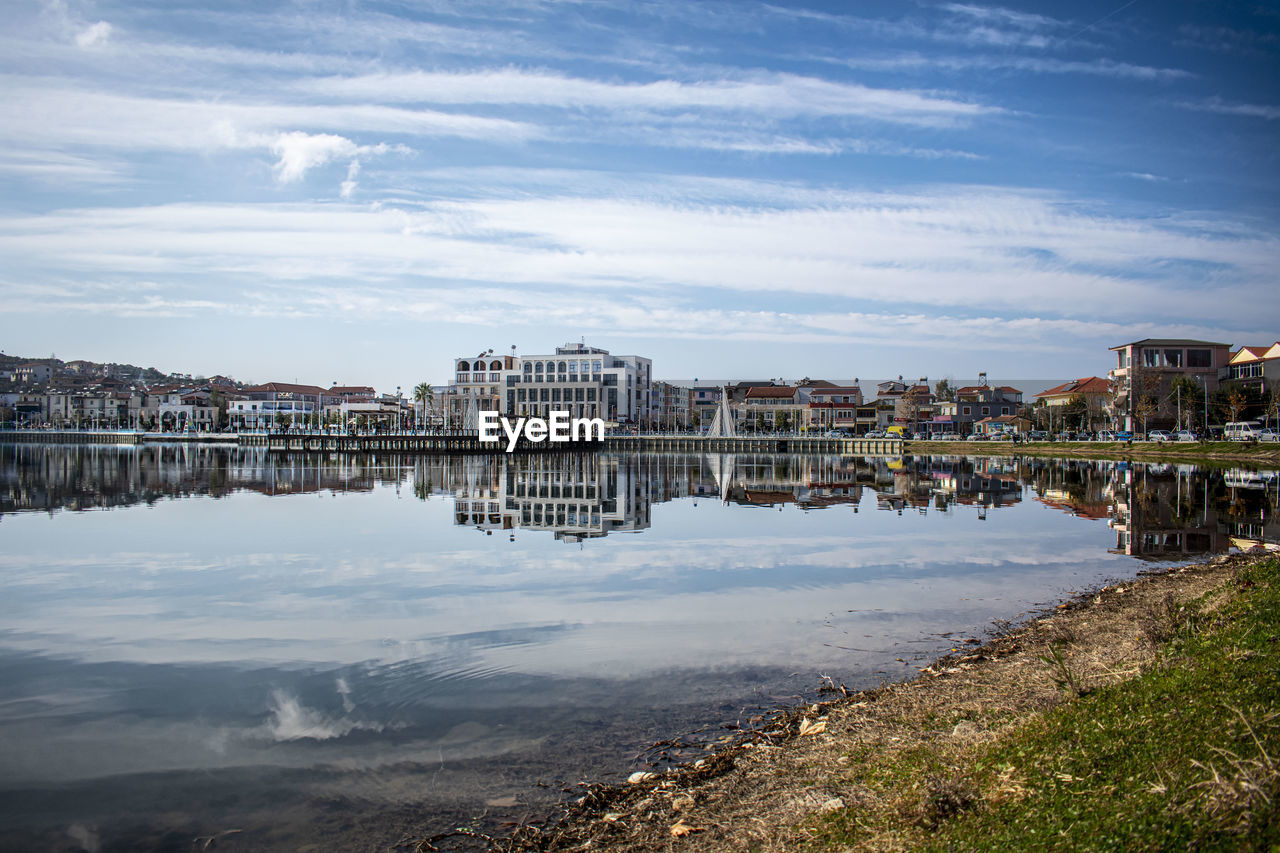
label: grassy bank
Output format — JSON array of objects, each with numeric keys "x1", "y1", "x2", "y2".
[
  {"x1": 904, "y1": 439, "x2": 1280, "y2": 467},
  {"x1": 485, "y1": 554, "x2": 1280, "y2": 852}
]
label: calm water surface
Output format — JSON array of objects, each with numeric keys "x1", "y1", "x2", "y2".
[{"x1": 1, "y1": 445, "x2": 1276, "y2": 851}]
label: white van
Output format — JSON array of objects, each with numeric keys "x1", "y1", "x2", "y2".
[{"x1": 1224, "y1": 421, "x2": 1261, "y2": 441}]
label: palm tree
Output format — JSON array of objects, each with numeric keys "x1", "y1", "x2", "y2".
[{"x1": 413, "y1": 382, "x2": 434, "y2": 433}]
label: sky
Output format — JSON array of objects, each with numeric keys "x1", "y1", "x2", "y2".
[{"x1": 1, "y1": 0, "x2": 1278, "y2": 393}]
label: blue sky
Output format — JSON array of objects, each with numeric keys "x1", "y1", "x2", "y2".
[{"x1": 1, "y1": 0, "x2": 1277, "y2": 392}]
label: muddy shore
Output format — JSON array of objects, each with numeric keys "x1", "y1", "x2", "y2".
[{"x1": 459, "y1": 550, "x2": 1277, "y2": 852}]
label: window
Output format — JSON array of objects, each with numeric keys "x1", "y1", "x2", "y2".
[
  {"x1": 963, "y1": 406, "x2": 971, "y2": 415},
  {"x1": 1164, "y1": 349, "x2": 1183, "y2": 368},
  {"x1": 523, "y1": 363, "x2": 532, "y2": 374},
  {"x1": 534, "y1": 362, "x2": 544, "y2": 373},
  {"x1": 1188, "y1": 349, "x2": 1212, "y2": 368},
  {"x1": 1143, "y1": 349, "x2": 1163, "y2": 367}
]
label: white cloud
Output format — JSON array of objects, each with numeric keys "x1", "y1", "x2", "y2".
[
  {"x1": 0, "y1": 183, "x2": 1274, "y2": 332},
  {"x1": 296, "y1": 69, "x2": 998, "y2": 127},
  {"x1": 74, "y1": 20, "x2": 111, "y2": 48},
  {"x1": 270, "y1": 132, "x2": 357, "y2": 183},
  {"x1": 0, "y1": 81, "x2": 540, "y2": 153},
  {"x1": 1177, "y1": 97, "x2": 1280, "y2": 120},
  {"x1": 340, "y1": 159, "x2": 361, "y2": 199}
]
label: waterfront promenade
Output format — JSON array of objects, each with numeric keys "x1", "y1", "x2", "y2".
[{"x1": 0, "y1": 429, "x2": 902, "y2": 455}]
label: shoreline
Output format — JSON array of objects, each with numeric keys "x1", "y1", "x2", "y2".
[
  {"x1": 466, "y1": 550, "x2": 1279, "y2": 852},
  {"x1": 904, "y1": 439, "x2": 1280, "y2": 467}
]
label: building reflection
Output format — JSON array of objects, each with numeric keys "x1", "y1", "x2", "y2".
[{"x1": 3, "y1": 445, "x2": 1277, "y2": 556}]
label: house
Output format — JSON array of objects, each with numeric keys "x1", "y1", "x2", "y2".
[
  {"x1": 952, "y1": 375, "x2": 1022, "y2": 436},
  {"x1": 1034, "y1": 377, "x2": 1111, "y2": 432},
  {"x1": 1226, "y1": 342, "x2": 1280, "y2": 395},
  {"x1": 975, "y1": 414, "x2": 1032, "y2": 435},
  {"x1": 1108, "y1": 338, "x2": 1232, "y2": 431},
  {"x1": 807, "y1": 386, "x2": 865, "y2": 432},
  {"x1": 741, "y1": 385, "x2": 805, "y2": 431}
]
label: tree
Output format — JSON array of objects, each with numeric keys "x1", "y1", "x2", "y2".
[
  {"x1": 777, "y1": 410, "x2": 791, "y2": 432},
  {"x1": 1266, "y1": 386, "x2": 1280, "y2": 430},
  {"x1": 1063, "y1": 394, "x2": 1088, "y2": 430},
  {"x1": 1226, "y1": 386, "x2": 1248, "y2": 424},
  {"x1": 1134, "y1": 394, "x2": 1158, "y2": 435},
  {"x1": 934, "y1": 378, "x2": 954, "y2": 402},
  {"x1": 413, "y1": 382, "x2": 434, "y2": 431},
  {"x1": 209, "y1": 388, "x2": 228, "y2": 430}
]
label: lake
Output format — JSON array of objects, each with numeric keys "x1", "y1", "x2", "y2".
[{"x1": 0, "y1": 444, "x2": 1276, "y2": 851}]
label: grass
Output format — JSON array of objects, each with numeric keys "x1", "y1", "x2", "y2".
[{"x1": 816, "y1": 557, "x2": 1280, "y2": 851}]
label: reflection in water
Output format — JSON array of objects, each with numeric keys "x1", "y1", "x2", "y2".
[{"x1": 0, "y1": 444, "x2": 1277, "y2": 851}]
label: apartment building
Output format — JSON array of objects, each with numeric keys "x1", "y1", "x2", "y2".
[{"x1": 1108, "y1": 338, "x2": 1231, "y2": 431}]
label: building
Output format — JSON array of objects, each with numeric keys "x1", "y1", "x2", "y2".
[
  {"x1": 444, "y1": 343, "x2": 654, "y2": 428},
  {"x1": 952, "y1": 375, "x2": 1022, "y2": 436},
  {"x1": 1226, "y1": 342, "x2": 1280, "y2": 396},
  {"x1": 807, "y1": 386, "x2": 864, "y2": 432},
  {"x1": 446, "y1": 350, "x2": 515, "y2": 428},
  {"x1": 1034, "y1": 377, "x2": 1112, "y2": 432},
  {"x1": 892, "y1": 380, "x2": 934, "y2": 435},
  {"x1": 689, "y1": 385, "x2": 722, "y2": 430},
  {"x1": 509, "y1": 343, "x2": 652, "y2": 426},
  {"x1": 740, "y1": 384, "x2": 805, "y2": 432},
  {"x1": 652, "y1": 381, "x2": 692, "y2": 430},
  {"x1": 1108, "y1": 338, "x2": 1232, "y2": 432},
  {"x1": 12, "y1": 363, "x2": 53, "y2": 385},
  {"x1": 228, "y1": 382, "x2": 330, "y2": 430}
]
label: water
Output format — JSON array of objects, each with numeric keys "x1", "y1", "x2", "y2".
[{"x1": 0, "y1": 445, "x2": 1276, "y2": 851}]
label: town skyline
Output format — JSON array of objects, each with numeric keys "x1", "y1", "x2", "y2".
[{"x1": 2, "y1": 0, "x2": 1278, "y2": 395}]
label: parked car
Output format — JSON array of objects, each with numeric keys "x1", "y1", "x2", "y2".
[
  {"x1": 989, "y1": 432, "x2": 1013, "y2": 442},
  {"x1": 865, "y1": 430, "x2": 886, "y2": 438},
  {"x1": 1095, "y1": 431, "x2": 1117, "y2": 442},
  {"x1": 1258, "y1": 428, "x2": 1279, "y2": 443},
  {"x1": 1028, "y1": 430, "x2": 1048, "y2": 441},
  {"x1": 966, "y1": 433, "x2": 987, "y2": 442},
  {"x1": 1147, "y1": 430, "x2": 1173, "y2": 442},
  {"x1": 1175, "y1": 430, "x2": 1198, "y2": 442}
]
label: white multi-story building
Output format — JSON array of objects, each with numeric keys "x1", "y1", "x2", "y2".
[{"x1": 445, "y1": 343, "x2": 654, "y2": 427}]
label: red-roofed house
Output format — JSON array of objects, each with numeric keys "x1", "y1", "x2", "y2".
[{"x1": 1034, "y1": 377, "x2": 1111, "y2": 431}]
